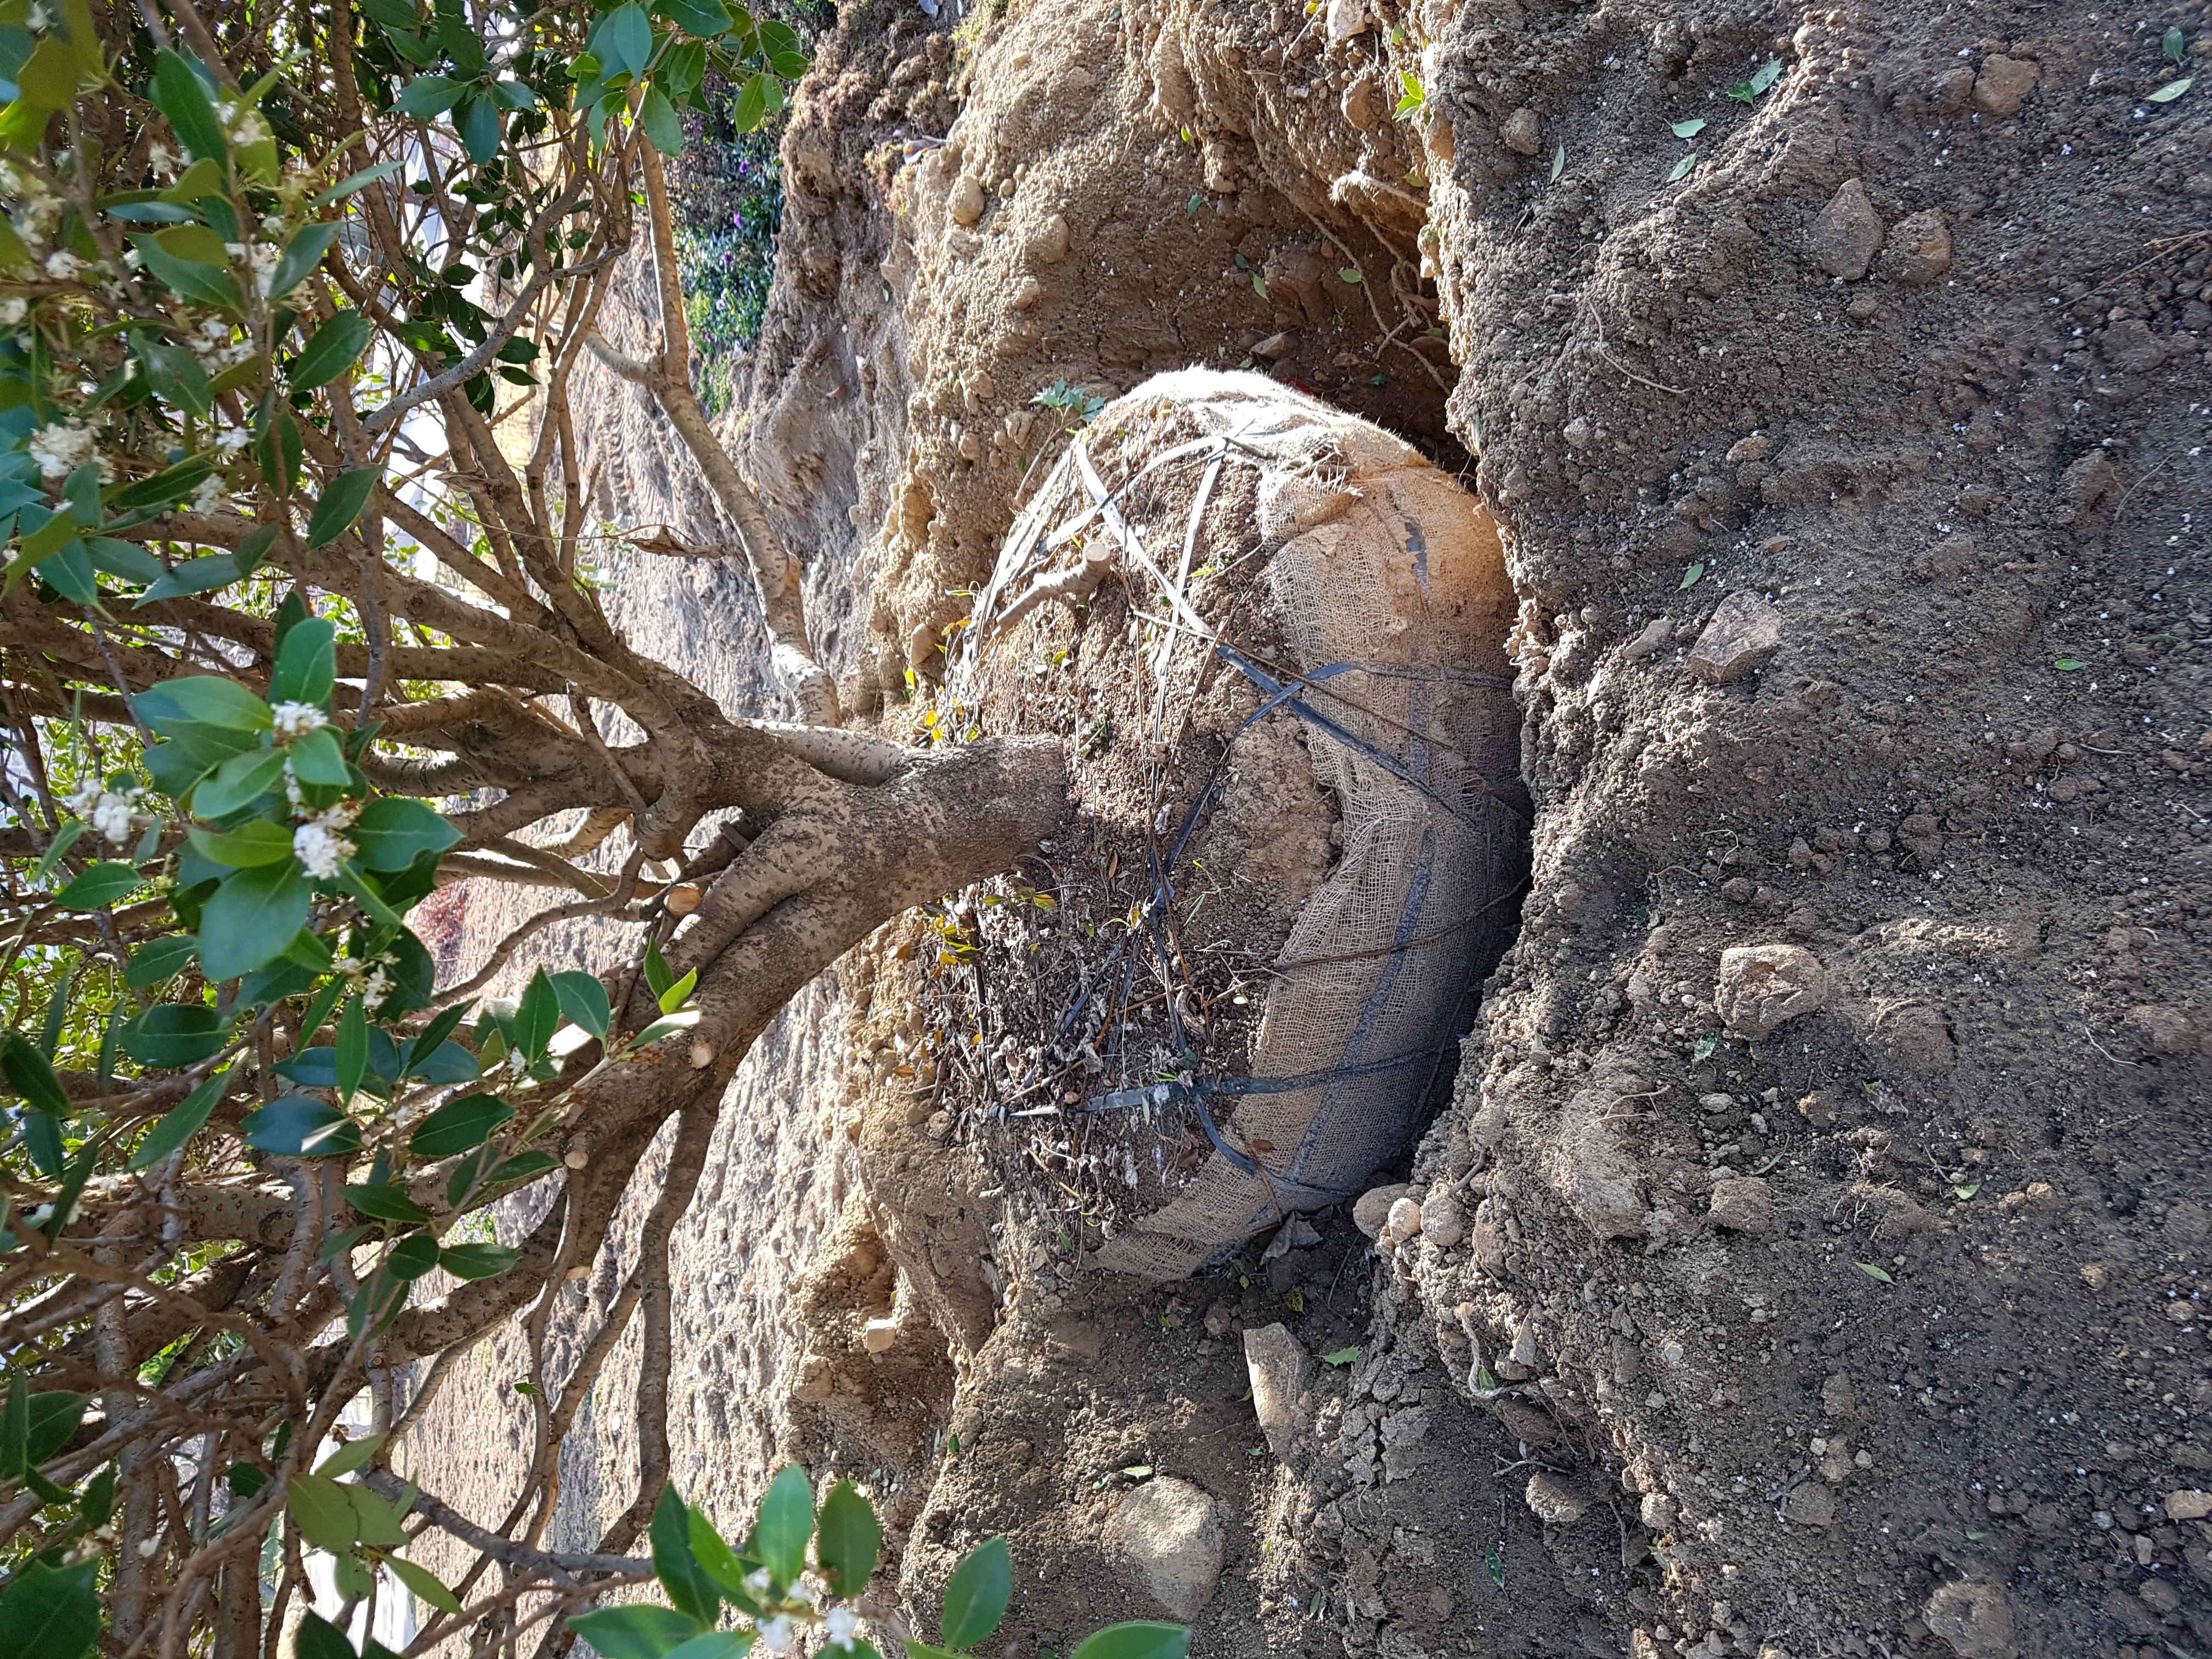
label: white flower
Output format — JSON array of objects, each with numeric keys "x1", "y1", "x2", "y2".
[
  {"x1": 190, "y1": 475, "x2": 229, "y2": 515},
  {"x1": 216, "y1": 100, "x2": 270, "y2": 148},
  {"x1": 42, "y1": 249, "x2": 78, "y2": 280},
  {"x1": 91, "y1": 791, "x2": 139, "y2": 845},
  {"x1": 293, "y1": 820, "x2": 355, "y2": 880},
  {"x1": 29, "y1": 420, "x2": 93, "y2": 478},
  {"x1": 824, "y1": 1607, "x2": 860, "y2": 1650},
  {"x1": 247, "y1": 244, "x2": 283, "y2": 298},
  {"x1": 0, "y1": 298, "x2": 25, "y2": 325},
  {"x1": 283, "y1": 763, "x2": 306, "y2": 809},
  {"x1": 147, "y1": 143, "x2": 176, "y2": 179},
  {"x1": 272, "y1": 701, "x2": 329, "y2": 739},
  {"x1": 64, "y1": 778, "x2": 101, "y2": 816},
  {"x1": 360, "y1": 964, "x2": 393, "y2": 1012},
  {"x1": 784, "y1": 1581, "x2": 820, "y2": 1612},
  {"x1": 754, "y1": 1617, "x2": 795, "y2": 1654},
  {"x1": 25, "y1": 3, "x2": 50, "y2": 30},
  {"x1": 213, "y1": 420, "x2": 251, "y2": 456},
  {"x1": 742, "y1": 1568, "x2": 774, "y2": 1600}
]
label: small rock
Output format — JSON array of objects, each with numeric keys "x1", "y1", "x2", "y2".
[
  {"x1": 1726, "y1": 433, "x2": 1772, "y2": 463},
  {"x1": 1011, "y1": 275, "x2": 1046, "y2": 311},
  {"x1": 1685, "y1": 592, "x2": 1784, "y2": 683},
  {"x1": 2121, "y1": 1003, "x2": 2200, "y2": 1057},
  {"x1": 1625, "y1": 617, "x2": 1673, "y2": 660},
  {"x1": 1879, "y1": 208, "x2": 1953, "y2": 286},
  {"x1": 1244, "y1": 1323, "x2": 1314, "y2": 1465},
  {"x1": 1341, "y1": 74, "x2": 1380, "y2": 129},
  {"x1": 1639, "y1": 1493, "x2": 1676, "y2": 1530},
  {"x1": 1423, "y1": 1190, "x2": 1466, "y2": 1248},
  {"x1": 947, "y1": 174, "x2": 986, "y2": 227},
  {"x1": 1807, "y1": 178, "x2": 1883, "y2": 281},
  {"x1": 1203, "y1": 1299, "x2": 1234, "y2": 1339},
  {"x1": 1500, "y1": 106, "x2": 1541, "y2": 156},
  {"x1": 1715, "y1": 944, "x2": 1829, "y2": 1040},
  {"x1": 1785, "y1": 1482, "x2": 1835, "y2": 1527},
  {"x1": 1253, "y1": 331, "x2": 1293, "y2": 359},
  {"x1": 860, "y1": 1317, "x2": 899, "y2": 1353},
  {"x1": 1898, "y1": 812, "x2": 1944, "y2": 865},
  {"x1": 2165, "y1": 1200, "x2": 2210, "y2": 1251},
  {"x1": 1384, "y1": 1197, "x2": 1424, "y2": 1245},
  {"x1": 1821, "y1": 1372, "x2": 1858, "y2": 1419},
  {"x1": 2139, "y1": 1577, "x2": 2182, "y2": 1615},
  {"x1": 1562, "y1": 415, "x2": 1592, "y2": 449},
  {"x1": 1324, "y1": 0, "x2": 1365, "y2": 42},
  {"x1": 2167, "y1": 1488, "x2": 2212, "y2": 1522},
  {"x1": 1029, "y1": 212, "x2": 1070, "y2": 265},
  {"x1": 924, "y1": 1110, "x2": 953, "y2": 1140},
  {"x1": 1923, "y1": 1579, "x2": 2016, "y2": 1658},
  {"x1": 2103, "y1": 317, "x2": 2167, "y2": 374},
  {"x1": 1104, "y1": 1477, "x2": 1224, "y2": 1621},
  {"x1": 1971, "y1": 54, "x2": 2038, "y2": 118},
  {"x1": 1708, "y1": 1176, "x2": 1773, "y2": 1236},
  {"x1": 1525, "y1": 1471, "x2": 1590, "y2": 1526},
  {"x1": 1353, "y1": 1184, "x2": 1410, "y2": 1239}
]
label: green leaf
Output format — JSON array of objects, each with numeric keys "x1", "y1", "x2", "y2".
[
  {"x1": 938, "y1": 1536, "x2": 1011, "y2": 1649},
  {"x1": 56, "y1": 861, "x2": 143, "y2": 910},
  {"x1": 0, "y1": 1029, "x2": 71, "y2": 1115},
  {"x1": 0, "y1": 1377, "x2": 24, "y2": 1479},
  {"x1": 393, "y1": 72, "x2": 465, "y2": 116},
  {"x1": 1337, "y1": 266, "x2": 1361, "y2": 284},
  {"x1": 268, "y1": 222, "x2": 341, "y2": 302},
  {"x1": 643, "y1": 938, "x2": 676, "y2": 999},
  {"x1": 631, "y1": 1008, "x2": 702, "y2": 1047},
  {"x1": 1678, "y1": 561, "x2": 1705, "y2": 590},
  {"x1": 310, "y1": 159, "x2": 404, "y2": 208},
  {"x1": 385, "y1": 1554, "x2": 462, "y2": 1614},
  {"x1": 549, "y1": 970, "x2": 611, "y2": 1040},
  {"x1": 150, "y1": 50, "x2": 225, "y2": 163},
  {"x1": 83, "y1": 537, "x2": 166, "y2": 585},
  {"x1": 2054, "y1": 657, "x2": 2086, "y2": 672},
  {"x1": 2168, "y1": 24, "x2": 2187, "y2": 61},
  {"x1": 385, "y1": 1232, "x2": 441, "y2": 1279},
  {"x1": 602, "y1": 2, "x2": 654, "y2": 75},
  {"x1": 288, "y1": 311, "x2": 372, "y2": 392},
  {"x1": 273, "y1": 616, "x2": 337, "y2": 708},
  {"x1": 1068, "y1": 1626, "x2": 1188, "y2": 1659},
  {"x1": 438, "y1": 1242, "x2": 521, "y2": 1279},
  {"x1": 816, "y1": 1479, "x2": 882, "y2": 1594},
  {"x1": 189, "y1": 819, "x2": 296, "y2": 868},
  {"x1": 514, "y1": 968, "x2": 561, "y2": 1060},
  {"x1": 661, "y1": 0, "x2": 732, "y2": 32},
  {"x1": 652, "y1": 1485, "x2": 721, "y2": 1626},
  {"x1": 137, "y1": 675, "x2": 272, "y2": 733},
  {"x1": 1485, "y1": 1543, "x2": 1504, "y2": 1588},
  {"x1": 1667, "y1": 152, "x2": 1696, "y2": 183},
  {"x1": 1750, "y1": 58, "x2": 1784, "y2": 94},
  {"x1": 0, "y1": 1560, "x2": 100, "y2": 1659},
  {"x1": 1691, "y1": 1034, "x2": 1719, "y2": 1063},
  {"x1": 638, "y1": 86, "x2": 683, "y2": 154},
  {"x1": 24, "y1": 1390, "x2": 84, "y2": 1468},
  {"x1": 286, "y1": 1471, "x2": 360, "y2": 1552},
  {"x1": 458, "y1": 93, "x2": 501, "y2": 165},
  {"x1": 304, "y1": 466, "x2": 383, "y2": 549},
  {"x1": 313, "y1": 1432, "x2": 387, "y2": 1479},
  {"x1": 126, "y1": 931, "x2": 201, "y2": 987},
  {"x1": 684, "y1": 1509, "x2": 760, "y2": 1610},
  {"x1": 1669, "y1": 117, "x2": 1706, "y2": 138},
  {"x1": 337, "y1": 995, "x2": 369, "y2": 1102},
  {"x1": 753, "y1": 1463, "x2": 814, "y2": 1587},
  {"x1": 732, "y1": 71, "x2": 769, "y2": 132},
  {"x1": 242, "y1": 1095, "x2": 363, "y2": 1157},
  {"x1": 33, "y1": 821, "x2": 84, "y2": 887},
  {"x1": 411, "y1": 1093, "x2": 514, "y2": 1158},
  {"x1": 138, "y1": 551, "x2": 246, "y2": 605},
  {"x1": 1549, "y1": 143, "x2": 1565, "y2": 182},
  {"x1": 191, "y1": 747, "x2": 289, "y2": 819},
  {"x1": 664, "y1": 1635, "x2": 757, "y2": 1659},
  {"x1": 128, "y1": 1063, "x2": 231, "y2": 1170},
  {"x1": 344, "y1": 1180, "x2": 431, "y2": 1227},
  {"x1": 658, "y1": 967, "x2": 698, "y2": 1015},
  {"x1": 351, "y1": 796, "x2": 460, "y2": 872},
  {"x1": 1953, "y1": 1182, "x2": 1982, "y2": 1201},
  {"x1": 199, "y1": 860, "x2": 311, "y2": 980},
  {"x1": 1319, "y1": 1346, "x2": 1359, "y2": 1365},
  {"x1": 285, "y1": 724, "x2": 350, "y2": 787},
  {"x1": 120, "y1": 1002, "x2": 227, "y2": 1067},
  {"x1": 1856, "y1": 1262, "x2": 1893, "y2": 1284},
  {"x1": 565, "y1": 1605, "x2": 706, "y2": 1659},
  {"x1": 133, "y1": 235, "x2": 242, "y2": 309},
  {"x1": 2148, "y1": 76, "x2": 2193, "y2": 103}
]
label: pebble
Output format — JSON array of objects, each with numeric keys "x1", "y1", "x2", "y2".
[
  {"x1": 948, "y1": 174, "x2": 986, "y2": 226},
  {"x1": 1971, "y1": 54, "x2": 2038, "y2": 117},
  {"x1": 1640, "y1": 1493, "x2": 1676, "y2": 1530},
  {"x1": 1525, "y1": 1471, "x2": 1591, "y2": 1526},
  {"x1": 1685, "y1": 592, "x2": 1784, "y2": 683},
  {"x1": 1422, "y1": 1190, "x2": 1466, "y2": 1248},
  {"x1": 1384, "y1": 1197, "x2": 1424, "y2": 1245},
  {"x1": 1340, "y1": 74, "x2": 1380, "y2": 129},
  {"x1": 1784, "y1": 1481, "x2": 1834, "y2": 1527},
  {"x1": 1500, "y1": 106, "x2": 1541, "y2": 156},
  {"x1": 1922, "y1": 1580, "x2": 2016, "y2": 1658},
  {"x1": 1714, "y1": 944, "x2": 1829, "y2": 1040},
  {"x1": 860, "y1": 1317, "x2": 899, "y2": 1353},
  {"x1": 1353, "y1": 1184, "x2": 1411, "y2": 1239},
  {"x1": 1253, "y1": 331, "x2": 1292, "y2": 358},
  {"x1": 2165, "y1": 1488, "x2": 2211, "y2": 1522},
  {"x1": 2121, "y1": 1003, "x2": 2199, "y2": 1057},
  {"x1": 1029, "y1": 213, "x2": 1070, "y2": 265},
  {"x1": 1244, "y1": 1323, "x2": 1313, "y2": 1465},
  {"x1": 1103, "y1": 1477, "x2": 1224, "y2": 1621},
  {"x1": 1807, "y1": 178, "x2": 1883, "y2": 281},
  {"x1": 1625, "y1": 616, "x2": 1674, "y2": 660},
  {"x1": 1011, "y1": 275, "x2": 1046, "y2": 311},
  {"x1": 1707, "y1": 1176, "x2": 1773, "y2": 1236},
  {"x1": 1878, "y1": 208, "x2": 1952, "y2": 286},
  {"x1": 1323, "y1": 0, "x2": 1366, "y2": 44}
]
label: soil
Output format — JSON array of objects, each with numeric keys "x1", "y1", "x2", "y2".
[{"x1": 420, "y1": 1, "x2": 2212, "y2": 1657}]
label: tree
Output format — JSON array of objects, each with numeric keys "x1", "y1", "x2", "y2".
[{"x1": 0, "y1": 0, "x2": 1060, "y2": 1652}]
